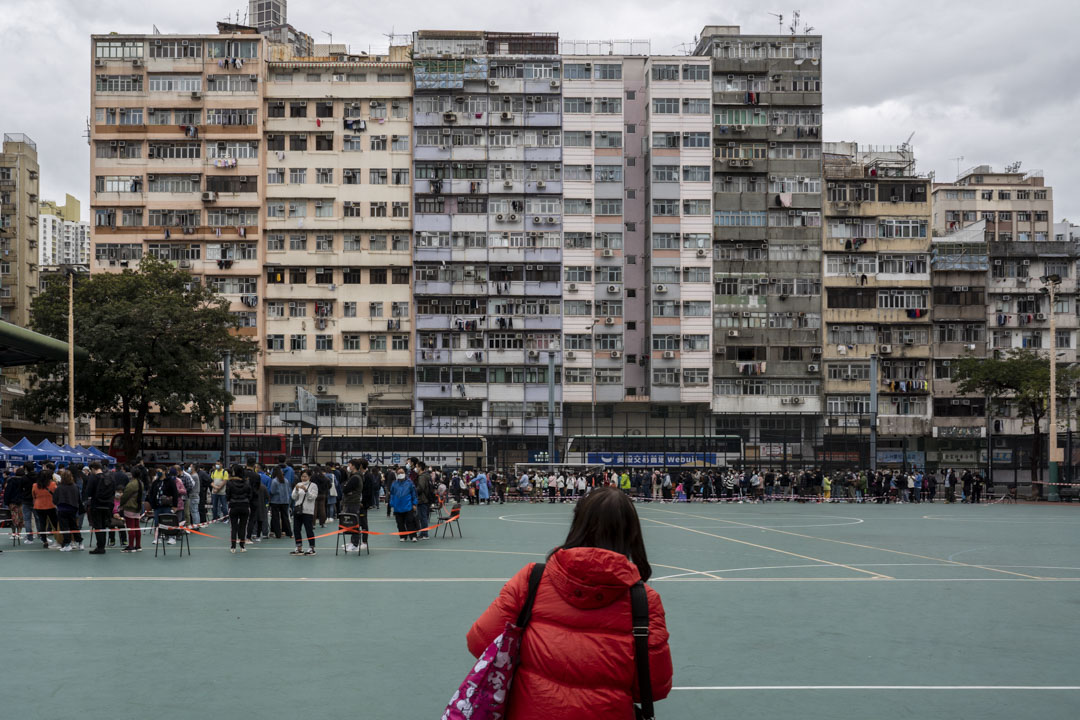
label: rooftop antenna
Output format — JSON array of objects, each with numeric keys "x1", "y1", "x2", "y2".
[
  {"x1": 322, "y1": 31, "x2": 333, "y2": 47},
  {"x1": 1005, "y1": 161, "x2": 1023, "y2": 173},
  {"x1": 950, "y1": 155, "x2": 964, "y2": 180},
  {"x1": 768, "y1": 12, "x2": 784, "y2": 32},
  {"x1": 83, "y1": 117, "x2": 91, "y2": 147},
  {"x1": 790, "y1": 10, "x2": 800, "y2": 35},
  {"x1": 900, "y1": 131, "x2": 915, "y2": 150}
]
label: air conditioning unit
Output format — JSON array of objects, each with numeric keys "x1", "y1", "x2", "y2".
[
  {"x1": 1036, "y1": 313, "x2": 1047, "y2": 320},
  {"x1": 537, "y1": 180, "x2": 547, "y2": 189},
  {"x1": 696, "y1": 249, "x2": 707, "y2": 257},
  {"x1": 662, "y1": 350, "x2": 675, "y2": 359},
  {"x1": 790, "y1": 397, "x2": 802, "y2": 405},
  {"x1": 201, "y1": 191, "x2": 216, "y2": 202},
  {"x1": 727, "y1": 330, "x2": 740, "y2": 337},
  {"x1": 496, "y1": 214, "x2": 505, "y2": 222},
  {"x1": 607, "y1": 284, "x2": 620, "y2": 294},
  {"x1": 655, "y1": 284, "x2": 668, "y2": 294},
  {"x1": 812, "y1": 347, "x2": 823, "y2": 355},
  {"x1": 504, "y1": 180, "x2": 513, "y2": 188},
  {"x1": 807, "y1": 364, "x2": 819, "y2": 372},
  {"x1": 488, "y1": 79, "x2": 498, "y2": 87},
  {"x1": 443, "y1": 112, "x2": 458, "y2": 122},
  {"x1": 781, "y1": 398, "x2": 791, "y2": 405},
  {"x1": 509, "y1": 214, "x2": 518, "y2": 221},
  {"x1": 604, "y1": 317, "x2": 615, "y2": 326},
  {"x1": 879, "y1": 344, "x2": 893, "y2": 354},
  {"x1": 95, "y1": 58, "x2": 105, "y2": 67},
  {"x1": 499, "y1": 418, "x2": 511, "y2": 428},
  {"x1": 566, "y1": 351, "x2": 576, "y2": 360},
  {"x1": 567, "y1": 283, "x2": 578, "y2": 292},
  {"x1": 610, "y1": 350, "x2": 622, "y2": 359},
  {"x1": 316, "y1": 385, "x2": 327, "y2": 394},
  {"x1": 190, "y1": 92, "x2": 202, "y2": 100},
  {"x1": 528, "y1": 349, "x2": 540, "y2": 358},
  {"x1": 602, "y1": 249, "x2": 615, "y2": 258},
  {"x1": 550, "y1": 80, "x2": 560, "y2": 88},
  {"x1": 546, "y1": 217, "x2": 556, "y2": 224},
  {"x1": 179, "y1": 260, "x2": 191, "y2": 268}
]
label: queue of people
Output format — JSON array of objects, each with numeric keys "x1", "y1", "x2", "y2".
[{"x1": 0, "y1": 455, "x2": 458, "y2": 555}]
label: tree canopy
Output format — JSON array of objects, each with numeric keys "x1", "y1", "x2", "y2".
[
  {"x1": 953, "y1": 348, "x2": 1080, "y2": 496},
  {"x1": 22, "y1": 256, "x2": 256, "y2": 458}
]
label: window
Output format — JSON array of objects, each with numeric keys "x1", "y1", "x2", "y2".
[
  {"x1": 651, "y1": 64, "x2": 679, "y2": 81},
  {"x1": 595, "y1": 64, "x2": 622, "y2": 80},
  {"x1": 392, "y1": 135, "x2": 410, "y2": 152},
  {"x1": 370, "y1": 335, "x2": 387, "y2": 351},
  {"x1": 563, "y1": 131, "x2": 592, "y2": 147},
  {"x1": 392, "y1": 335, "x2": 409, "y2": 351},
  {"x1": 392, "y1": 168, "x2": 410, "y2": 185},
  {"x1": 683, "y1": 200, "x2": 711, "y2": 216},
  {"x1": 683, "y1": 64, "x2": 709, "y2": 81},
  {"x1": 266, "y1": 334, "x2": 284, "y2": 351},
  {"x1": 596, "y1": 131, "x2": 623, "y2": 149},
  {"x1": 651, "y1": 98, "x2": 680, "y2": 114},
  {"x1": 290, "y1": 335, "x2": 307, "y2": 351},
  {"x1": 370, "y1": 135, "x2": 387, "y2": 151},
  {"x1": 145, "y1": 75, "x2": 199, "y2": 92},
  {"x1": 370, "y1": 202, "x2": 387, "y2": 217},
  {"x1": 563, "y1": 97, "x2": 592, "y2": 114},
  {"x1": 315, "y1": 335, "x2": 333, "y2": 351},
  {"x1": 684, "y1": 98, "x2": 710, "y2": 114},
  {"x1": 289, "y1": 168, "x2": 307, "y2": 184},
  {"x1": 683, "y1": 166, "x2": 710, "y2": 182},
  {"x1": 289, "y1": 134, "x2": 307, "y2": 151},
  {"x1": 595, "y1": 97, "x2": 622, "y2": 114},
  {"x1": 652, "y1": 200, "x2": 680, "y2": 217},
  {"x1": 597, "y1": 199, "x2": 622, "y2": 216},
  {"x1": 97, "y1": 40, "x2": 144, "y2": 58}
]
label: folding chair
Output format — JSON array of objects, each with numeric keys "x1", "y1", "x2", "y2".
[
  {"x1": 438, "y1": 502, "x2": 463, "y2": 539},
  {"x1": 154, "y1": 512, "x2": 190, "y2": 557},
  {"x1": 0, "y1": 507, "x2": 22, "y2": 546},
  {"x1": 335, "y1": 512, "x2": 368, "y2": 556}
]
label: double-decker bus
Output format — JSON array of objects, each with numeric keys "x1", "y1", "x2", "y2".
[
  {"x1": 315, "y1": 435, "x2": 486, "y2": 470},
  {"x1": 564, "y1": 434, "x2": 743, "y2": 469},
  {"x1": 109, "y1": 432, "x2": 291, "y2": 466}
]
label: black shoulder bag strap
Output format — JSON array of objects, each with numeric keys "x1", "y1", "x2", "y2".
[
  {"x1": 631, "y1": 580, "x2": 655, "y2": 720},
  {"x1": 515, "y1": 562, "x2": 546, "y2": 628}
]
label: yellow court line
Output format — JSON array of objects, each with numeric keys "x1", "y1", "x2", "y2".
[
  {"x1": 646, "y1": 507, "x2": 1045, "y2": 581},
  {"x1": 641, "y1": 516, "x2": 892, "y2": 580}
]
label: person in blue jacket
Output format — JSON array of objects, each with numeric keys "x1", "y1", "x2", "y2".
[{"x1": 389, "y1": 470, "x2": 418, "y2": 543}]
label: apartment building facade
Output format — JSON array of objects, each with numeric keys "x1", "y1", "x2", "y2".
[
  {"x1": 694, "y1": 26, "x2": 824, "y2": 467},
  {"x1": 821, "y1": 143, "x2": 933, "y2": 468},
  {"x1": 931, "y1": 166, "x2": 1070, "y2": 474},
  {"x1": 263, "y1": 50, "x2": 414, "y2": 431},
  {"x1": 0, "y1": 133, "x2": 40, "y2": 328},
  {"x1": 39, "y1": 194, "x2": 90, "y2": 268},
  {"x1": 89, "y1": 26, "x2": 266, "y2": 430},
  {"x1": 409, "y1": 31, "x2": 565, "y2": 465}
]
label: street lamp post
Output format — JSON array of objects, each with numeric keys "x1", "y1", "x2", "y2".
[
  {"x1": 66, "y1": 267, "x2": 76, "y2": 446},
  {"x1": 1041, "y1": 274, "x2": 1062, "y2": 501},
  {"x1": 589, "y1": 318, "x2": 598, "y2": 439}
]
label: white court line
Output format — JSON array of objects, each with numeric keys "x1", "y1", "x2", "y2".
[
  {"x1": 923, "y1": 515, "x2": 1080, "y2": 525},
  {"x1": 2, "y1": 576, "x2": 1079, "y2": 583},
  {"x1": 672, "y1": 685, "x2": 1080, "y2": 691}
]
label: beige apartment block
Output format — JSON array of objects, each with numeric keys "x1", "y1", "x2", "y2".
[
  {"x1": 822, "y1": 143, "x2": 932, "y2": 464},
  {"x1": 89, "y1": 26, "x2": 266, "y2": 432},
  {"x1": 932, "y1": 166, "x2": 1070, "y2": 442},
  {"x1": 262, "y1": 50, "x2": 414, "y2": 430}
]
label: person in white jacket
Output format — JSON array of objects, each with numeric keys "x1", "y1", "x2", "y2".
[{"x1": 290, "y1": 470, "x2": 318, "y2": 556}]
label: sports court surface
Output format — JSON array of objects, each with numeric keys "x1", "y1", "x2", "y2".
[{"x1": 3, "y1": 501, "x2": 1078, "y2": 719}]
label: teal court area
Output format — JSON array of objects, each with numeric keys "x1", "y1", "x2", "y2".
[{"x1": 3, "y1": 501, "x2": 1079, "y2": 719}]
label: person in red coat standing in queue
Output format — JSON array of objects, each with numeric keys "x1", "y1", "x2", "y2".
[{"x1": 466, "y1": 487, "x2": 673, "y2": 719}]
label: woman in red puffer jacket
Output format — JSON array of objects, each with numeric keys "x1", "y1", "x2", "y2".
[{"x1": 467, "y1": 487, "x2": 673, "y2": 719}]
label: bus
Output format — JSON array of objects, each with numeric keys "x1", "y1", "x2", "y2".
[
  {"x1": 564, "y1": 434, "x2": 743, "y2": 469},
  {"x1": 315, "y1": 435, "x2": 486, "y2": 470},
  {"x1": 109, "y1": 432, "x2": 291, "y2": 466}
]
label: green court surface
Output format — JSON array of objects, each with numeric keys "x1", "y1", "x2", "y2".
[{"x1": 3, "y1": 501, "x2": 1079, "y2": 719}]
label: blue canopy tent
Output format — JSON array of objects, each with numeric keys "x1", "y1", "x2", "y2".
[
  {"x1": 61, "y1": 444, "x2": 93, "y2": 464},
  {"x1": 5, "y1": 437, "x2": 45, "y2": 463},
  {"x1": 83, "y1": 445, "x2": 117, "y2": 466},
  {"x1": 36, "y1": 439, "x2": 80, "y2": 465}
]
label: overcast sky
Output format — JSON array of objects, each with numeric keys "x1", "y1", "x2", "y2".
[{"x1": 2, "y1": 0, "x2": 1078, "y2": 223}]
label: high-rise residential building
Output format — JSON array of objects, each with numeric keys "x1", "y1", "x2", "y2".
[
  {"x1": 410, "y1": 31, "x2": 564, "y2": 467},
  {"x1": 90, "y1": 26, "x2": 266, "y2": 431},
  {"x1": 248, "y1": 0, "x2": 312, "y2": 59},
  {"x1": 263, "y1": 45, "x2": 414, "y2": 433},
  {"x1": 555, "y1": 49, "x2": 715, "y2": 446},
  {"x1": 822, "y1": 143, "x2": 932, "y2": 468},
  {"x1": 929, "y1": 218, "x2": 989, "y2": 465},
  {"x1": 931, "y1": 166, "x2": 1071, "y2": 450},
  {"x1": 0, "y1": 133, "x2": 41, "y2": 328},
  {"x1": 694, "y1": 26, "x2": 824, "y2": 468},
  {"x1": 39, "y1": 193, "x2": 90, "y2": 267}
]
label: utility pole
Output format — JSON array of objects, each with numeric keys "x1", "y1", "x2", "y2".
[
  {"x1": 67, "y1": 268, "x2": 76, "y2": 446},
  {"x1": 222, "y1": 349, "x2": 232, "y2": 468},
  {"x1": 1043, "y1": 275, "x2": 1062, "y2": 501}
]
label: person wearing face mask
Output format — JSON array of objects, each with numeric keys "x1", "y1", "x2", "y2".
[
  {"x1": 291, "y1": 469, "x2": 319, "y2": 555},
  {"x1": 210, "y1": 462, "x2": 228, "y2": 520},
  {"x1": 389, "y1": 469, "x2": 418, "y2": 543}
]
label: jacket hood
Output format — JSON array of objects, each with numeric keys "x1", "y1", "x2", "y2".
[{"x1": 547, "y1": 547, "x2": 641, "y2": 610}]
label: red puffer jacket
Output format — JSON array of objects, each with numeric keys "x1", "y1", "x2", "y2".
[{"x1": 467, "y1": 547, "x2": 673, "y2": 719}]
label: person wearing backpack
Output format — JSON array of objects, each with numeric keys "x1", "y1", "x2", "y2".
[
  {"x1": 84, "y1": 462, "x2": 116, "y2": 555},
  {"x1": 465, "y1": 487, "x2": 672, "y2": 719},
  {"x1": 312, "y1": 466, "x2": 331, "y2": 528}
]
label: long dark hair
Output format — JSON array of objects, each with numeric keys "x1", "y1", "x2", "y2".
[{"x1": 551, "y1": 487, "x2": 652, "y2": 581}]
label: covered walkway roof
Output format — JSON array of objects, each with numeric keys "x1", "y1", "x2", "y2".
[{"x1": 0, "y1": 320, "x2": 88, "y2": 367}]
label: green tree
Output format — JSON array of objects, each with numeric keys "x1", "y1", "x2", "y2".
[
  {"x1": 21, "y1": 256, "x2": 256, "y2": 459},
  {"x1": 953, "y1": 349, "x2": 1079, "y2": 498}
]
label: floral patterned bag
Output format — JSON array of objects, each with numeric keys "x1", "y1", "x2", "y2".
[{"x1": 442, "y1": 563, "x2": 545, "y2": 720}]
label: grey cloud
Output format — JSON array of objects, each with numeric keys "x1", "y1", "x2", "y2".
[{"x1": 1, "y1": 0, "x2": 1077, "y2": 220}]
